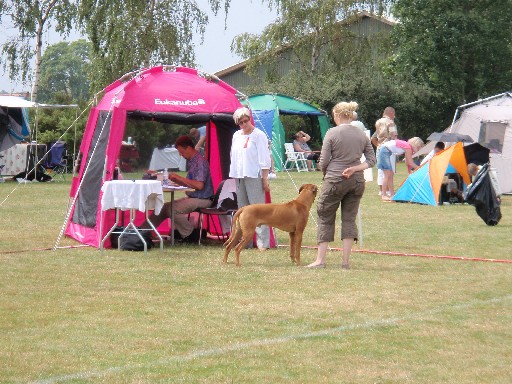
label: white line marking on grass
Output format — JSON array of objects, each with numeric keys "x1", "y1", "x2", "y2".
[{"x1": 32, "y1": 295, "x2": 512, "y2": 383}]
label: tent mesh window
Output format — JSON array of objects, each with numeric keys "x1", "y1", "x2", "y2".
[
  {"x1": 72, "y1": 111, "x2": 112, "y2": 227},
  {"x1": 478, "y1": 121, "x2": 507, "y2": 154}
]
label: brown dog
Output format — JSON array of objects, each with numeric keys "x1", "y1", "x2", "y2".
[{"x1": 223, "y1": 183, "x2": 318, "y2": 266}]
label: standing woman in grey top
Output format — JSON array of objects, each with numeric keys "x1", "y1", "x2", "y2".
[{"x1": 306, "y1": 101, "x2": 376, "y2": 269}]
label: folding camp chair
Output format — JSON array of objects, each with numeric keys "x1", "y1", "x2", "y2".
[
  {"x1": 44, "y1": 141, "x2": 69, "y2": 181},
  {"x1": 197, "y1": 179, "x2": 238, "y2": 244}
]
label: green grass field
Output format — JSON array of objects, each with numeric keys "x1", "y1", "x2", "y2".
[{"x1": 1, "y1": 165, "x2": 511, "y2": 383}]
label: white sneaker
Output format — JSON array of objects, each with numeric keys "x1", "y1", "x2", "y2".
[{"x1": 378, "y1": 191, "x2": 382, "y2": 196}]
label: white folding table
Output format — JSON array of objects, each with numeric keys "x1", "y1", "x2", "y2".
[{"x1": 100, "y1": 180, "x2": 164, "y2": 253}]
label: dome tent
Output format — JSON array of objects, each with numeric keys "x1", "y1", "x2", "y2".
[
  {"x1": 65, "y1": 66, "x2": 246, "y2": 247},
  {"x1": 392, "y1": 142, "x2": 472, "y2": 206},
  {"x1": 416, "y1": 92, "x2": 512, "y2": 194},
  {"x1": 243, "y1": 94, "x2": 330, "y2": 171},
  {"x1": 442, "y1": 92, "x2": 512, "y2": 194}
]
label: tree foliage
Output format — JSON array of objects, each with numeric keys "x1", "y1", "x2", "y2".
[
  {"x1": 232, "y1": 1, "x2": 441, "y2": 137},
  {"x1": 389, "y1": 0, "x2": 512, "y2": 105},
  {"x1": 37, "y1": 39, "x2": 91, "y2": 104},
  {"x1": 33, "y1": 93, "x2": 88, "y2": 153},
  {"x1": 233, "y1": 0, "x2": 512, "y2": 140},
  {"x1": 245, "y1": 57, "x2": 438, "y2": 140},
  {"x1": 0, "y1": 0, "x2": 77, "y2": 101},
  {"x1": 232, "y1": 0, "x2": 392, "y2": 74},
  {"x1": 78, "y1": 0, "x2": 231, "y2": 91},
  {"x1": 0, "y1": 0, "x2": 231, "y2": 99}
]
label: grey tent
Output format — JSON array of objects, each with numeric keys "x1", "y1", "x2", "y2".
[{"x1": 418, "y1": 92, "x2": 512, "y2": 194}]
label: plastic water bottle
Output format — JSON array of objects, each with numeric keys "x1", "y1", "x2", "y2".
[{"x1": 163, "y1": 168, "x2": 169, "y2": 187}]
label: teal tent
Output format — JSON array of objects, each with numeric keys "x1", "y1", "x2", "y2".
[
  {"x1": 0, "y1": 96, "x2": 32, "y2": 151},
  {"x1": 243, "y1": 94, "x2": 330, "y2": 171}
]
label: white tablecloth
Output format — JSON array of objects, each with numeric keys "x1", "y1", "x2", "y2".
[
  {"x1": 101, "y1": 180, "x2": 164, "y2": 214},
  {"x1": 149, "y1": 147, "x2": 187, "y2": 171}
]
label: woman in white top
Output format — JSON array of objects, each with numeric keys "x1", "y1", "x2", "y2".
[{"x1": 229, "y1": 107, "x2": 271, "y2": 249}]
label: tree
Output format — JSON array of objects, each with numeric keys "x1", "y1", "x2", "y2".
[
  {"x1": 77, "y1": 0, "x2": 232, "y2": 91},
  {"x1": 0, "y1": 0, "x2": 231, "y2": 99},
  {"x1": 34, "y1": 91, "x2": 88, "y2": 154},
  {"x1": 0, "y1": 0, "x2": 77, "y2": 101},
  {"x1": 231, "y1": 0, "x2": 392, "y2": 74},
  {"x1": 230, "y1": 1, "x2": 444, "y2": 136},
  {"x1": 389, "y1": 0, "x2": 512, "y2": 105},
  {"x1": 37, "y1": 39, "x2": 91, "y2": 104}
]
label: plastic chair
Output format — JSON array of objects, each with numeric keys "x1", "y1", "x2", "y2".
[
  {"x1": 197, "y1": 179, "x2": 238, "y2": 244},
  {"x1": 283, "y1": 143, "x2": 308, "y2": 172}
]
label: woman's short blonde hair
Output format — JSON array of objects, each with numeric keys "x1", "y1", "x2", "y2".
[
  {"x1": 408, "y1": 137, "x2": 424, "y2": 152},
  {"x1": 233, "y1": 107, "x2": 252, "y2": 124},
  {"x1": 332, "y1": 101, "x2": 358, "y2": 120}
]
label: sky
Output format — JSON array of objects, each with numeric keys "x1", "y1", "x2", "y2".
[
  {"x1": 0, "y1": 1, "x2": 277, "y2": 93},
  {"x1": 193, "y1": 0, "x2": 277, "y2": 74}
]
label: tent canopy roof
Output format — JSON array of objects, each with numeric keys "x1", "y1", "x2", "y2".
[
  {"x1": 96, "y1": 66, "x2": 244, "y2": 114},
  {"x1": 0, "y1": 96, "x2": 37, "y2": 108},
  {"x1": 0, "y1": 95, "x2": 77, "y2": 109},
  {"x1": 245, "y1": 93, "x2": 327, "y2": 116}
]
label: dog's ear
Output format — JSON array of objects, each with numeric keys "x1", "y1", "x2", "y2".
[
  {"x1": 299, "y1": 184, "x2": 304, "y2": 193},
  {"x1": 313, "y1": 185, "x2": 318, "y2": 192}
]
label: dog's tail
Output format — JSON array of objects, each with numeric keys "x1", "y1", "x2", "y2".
[{"x1": 223, "y1": 208, "x2": 243, "y2": 247}]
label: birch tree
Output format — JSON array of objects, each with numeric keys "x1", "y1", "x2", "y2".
[
  {"x1": 0, "y1": 0, "x2": 231, "y2": 99},
  {"x1": 78, "y1": 0, "x2": 231, "y2": 91},
  {"x1": 0, "y1": 0, "x2": 76, "y2": 101}
]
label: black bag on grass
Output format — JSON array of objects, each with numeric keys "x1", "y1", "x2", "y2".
[
  {"x1": 463, "y1": 163, "x2": 502, "y2": 226},
  {"x1": 110, "y1": 227, "x2": 153, "y2": 251}
]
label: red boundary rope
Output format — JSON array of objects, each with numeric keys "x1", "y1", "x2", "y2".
[
  {"x1": 3, "y1": 244, "x2": 510, "y2": 264},
  {"x1": 278, "y1": 245, "x2": 512, "y2": 264},
  {"x1": 0, "y1": 245, "x2": 91, "y2": 255}
]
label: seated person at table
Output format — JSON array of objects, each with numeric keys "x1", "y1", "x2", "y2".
[
  {"x1": 293, "y1": 130, "x2": 319, "y2": 171},
  {"x1": 141, "y1": 135, "x2": 214, "y2": 243}
]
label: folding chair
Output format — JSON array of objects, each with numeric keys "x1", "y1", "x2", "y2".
[
  {"x1": 197, "y1": 179, "x2": 238, "y2": 244},
  {"x1": 44, "y1": 141, "x2": 69, "y2": 181},
  {"x1": 283, "y1": 143, "x2": 308, "y2": 171}
]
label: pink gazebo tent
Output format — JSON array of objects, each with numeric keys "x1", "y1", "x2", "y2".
[{"x1": 65, "y1": 66, "x2": 248, "y2": 247}]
